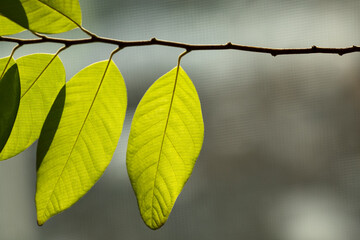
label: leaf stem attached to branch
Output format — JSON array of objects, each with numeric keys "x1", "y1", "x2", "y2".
[{"x1": 0, "y1": 44, "x2": 22, "y2": 79}]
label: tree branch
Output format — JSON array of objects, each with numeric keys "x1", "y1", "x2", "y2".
[{"x1": 1, "y1": 34, "x2": 359, "y2": 56}]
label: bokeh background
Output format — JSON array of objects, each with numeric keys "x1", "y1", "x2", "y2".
[{"x1": 1, "y1": 0, "x2": 360, "y2": 239}]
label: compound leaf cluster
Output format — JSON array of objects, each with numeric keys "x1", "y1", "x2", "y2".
[{"x1": 0, "y1": 0, "x2": 204, "y2": 229}]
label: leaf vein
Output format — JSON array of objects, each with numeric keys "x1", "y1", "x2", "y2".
[
  {"x1": 40, "y1": 60, "x2": 112, "y2": 218},
  {"x1": 35, "y1": 0, "x2": 81, "y2": 28},
  {"x1": 150, "y1": 66, "x2": 180, "y2": 224}
]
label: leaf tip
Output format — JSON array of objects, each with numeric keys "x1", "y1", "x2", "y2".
[
  {"x1": 36, "y1": 209, "x2": 49, "y2": 226},
  {"x1": 145, "y1": 219, "x2": 165, "y2": 230},
  {"x1": 37, "y1": 219, "x2": 44, "y2": 227}
]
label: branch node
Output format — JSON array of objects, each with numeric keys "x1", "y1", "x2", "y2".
[
  {"x1": 91, "y1": 35, "x2": 99, "y2": 41},
  {"x1": 117, "y1": 44, "x2": 125, "y2": 50},
  {"x1": 151, "y1": 37, "x2": 157, "y2": 43},
  {"x1": 226, "y1": 42, "x2": 232, "y2": 47},
  {"x1": 311, "y1": 45, "x2": 317, "y2": 50},
  {"x1": 271, "y1": 52, "x2": 277, "y2": 57}
]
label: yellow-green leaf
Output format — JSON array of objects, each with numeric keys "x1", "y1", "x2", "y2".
[
  {"x1": 0, "y1": 64, "x2": 20, "y2": 152},
  {"x1": 0, "y1": 15, "x2": 25, "y2": 36},
  {"x1": 0, "y1": 54, "x2": 65, "y2": 161},
  {"x1": 0, "y1": 56, "x2": 16, "y2": 77},
  {"x1": 0, "y1": 0, "x2": 28, "y2": 34},
  {"x1": 36, "y1": 86, "x2": 66, "y2": 171},
  {"x1": 0, "y1": 0, "x2": 82, "y2": 34},
  {"x1": 126, "y1": 67, "x2": 204, "y2": 229},
  {"x1": 36, "y1": 60, "x2": 127, "y2": 225}
]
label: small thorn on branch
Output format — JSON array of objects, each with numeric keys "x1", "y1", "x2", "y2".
[{"x1": 151, "y1": 37, "x2": 157, "y2": 43}]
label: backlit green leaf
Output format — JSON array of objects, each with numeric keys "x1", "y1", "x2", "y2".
[
  {"x1": 0, "y1": 54, "x2": 65, "y2": 161},
  {"x1": 0, "y1": 56, "x2": 18, "y2": 151},
  {"x1": 0, "y1": 64, "x2": 20, "y2": 152},
  {"x1": 0, "y1": 0, "x2": 82, "y2": 34},
  {"x1": 36, "y1": 86, "x2": 66, "y2": 171},
  {"x1": 127, "y1": 67, "x2": 204, "y2": 229},
  {"x1": 0, "y1": 0, "x2": 28, "y2": 30},
  {"x1": 36, "y1": 60, "x2": 127, "y2": 225},
  {"x1": 0, "y1": 15, "x2": 25, "y2": 36},
  {"x1": 0, "y1": 56, "x2": 16, "y2": 77}
]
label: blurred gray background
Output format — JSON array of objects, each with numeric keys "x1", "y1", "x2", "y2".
[{"x1": 1, "y1": 0, "x2": 360, "y2": 239}]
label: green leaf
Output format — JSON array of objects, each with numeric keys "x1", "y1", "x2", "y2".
[
  {"x1": 0, "y1": 0, "x2": 26, "y2": 36},
  {"x1": 0, "y1": 56, "x2": 16, "y2": 77},
  {"x1": 0, "y1": 56, "x2": 18, "y2": 151},
  {"x1": 36, "y1": 86, "x2": 66, "y2": 171},
  {"x1": 126, "y1": 67, "x2": 204, "y2": 229},
  {"x1": 0, "y1": 0, "x2": 29, "y2": 29},
  {"x1": 0, "y1": 54, "x2": 65, "y2": 161},
  {"x1": 0, "y1": 15, "x2": 25, "y2": 35},
  {"x1": 36, "y1": 60, "x2": 127, "y2": 225},
  {"x1": 0, "y1": 64, "x2": 20, "y2": 152},
  {"x1": 0, "y1": 0, "x2": 82, "y2": 34}
]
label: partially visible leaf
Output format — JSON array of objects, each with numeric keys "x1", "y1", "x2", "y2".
[
  {"x1": 127, "y1": 67, "x2": 204, "y2": 229},
  {"x1": 0, "y1": 0, "x2": 29, "y2": 29},
  {"x1": 36, "y1": 60, "x2": 127, "y2": 225},
  {"x1": 0, "y1": 56, "x2": 16, "y2": 77},
  {"x1": 0, "y1": 64, "x2": 20, "y2": 152},
  {"x1": 0, "y1": 0, "x2": 82, "y2": 34},
  {"x1": 0, "y1": 15, "x2": 25, "y2": 36},
  {"x1": 0, "y1": 54, "x2": 65, "y2": 161},
  {"x1": 37, "y1": 85, "x2": 66, "y2": 170},
  {"x1": 0, "y1": 15, "x2": 25, "y2": 35}
]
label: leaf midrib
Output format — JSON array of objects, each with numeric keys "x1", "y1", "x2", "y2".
[
  {"x1": 21, "y1": 54, "x2": 59, "y2": 99},
  {"x1": 39, "y1": 60, "x2": 111, "y2": 221},
  {"x1": 34, "y1": 0, "x2": 81, "y2": 28},
  {"x1": 150, "y1": 68, "x2": 181, "y2": 228},
  {"x1": 0, "y1": 54, "x2": 60, "y2": 161}
]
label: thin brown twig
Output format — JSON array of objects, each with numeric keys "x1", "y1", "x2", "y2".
[{"x1": 1, "y1": 34, "x2": 359, "y2": 56}]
